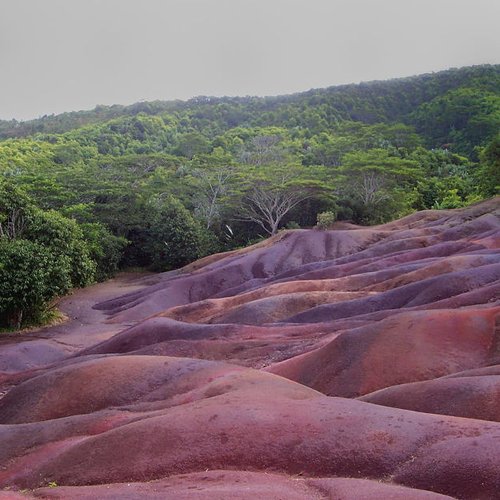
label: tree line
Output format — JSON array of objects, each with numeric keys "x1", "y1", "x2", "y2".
[{"x1": 0, "y1": 65, "x2": 498, "y2": 329}]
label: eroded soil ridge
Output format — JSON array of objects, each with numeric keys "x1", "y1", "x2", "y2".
[{"x1": 1, "y1": 198, "x2": 499, "y2": 499}]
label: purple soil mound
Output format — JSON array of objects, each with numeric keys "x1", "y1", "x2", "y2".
[
  {"x1": 359, "y1": 370, "x2": 500, "y2": 422},
  {"x1": 266, "y1": 308, "x2": 499, "y2": 397},
  {"x1": 0, "y1": 357, "x2": 499, "y2": 499},
  {"x1": 1, "y1": 198, "x2": 499, "y2": 499},
  {"x1": 26, "y1": 471, "x2": 455, "y2": 499}
]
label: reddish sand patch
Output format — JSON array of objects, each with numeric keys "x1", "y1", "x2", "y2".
[{"x1": 26, "y1": 471, "x2": 455, "y2": 499}]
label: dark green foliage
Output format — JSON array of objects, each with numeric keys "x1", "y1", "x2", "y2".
[
  {"x1": 63, "y1": 115, "x2": 177, "y2": 156},
  {"x1": 145, "y1": 195, "x2": 213, "y2": 271},
  {"x1": 338, "y1": 149, "x2": 422, "y2": 223},
  {"x1": 174, "y1": 131, "x2": 212, "y2": 158},
  {"x1": 412, "y1": 87, "x2": 500, "y2": 157},
  {"x1": 476, "y1": 134, "x2": 500, "y2": 197},
  {"x1": 0, "y1": 65, "x2": 497, "y2": 140},
  {"x1": 80, "y1": 223, "x2": 128, "y2": 281},
  {"x1": 0, "y1": 181, "x2": 96, "y2": 328},
  {"x1": 0, "y1": 239, "x2": 71, "y2": 328},
  {"x1": 408, "y1": 148, "x2": 478, "y2": 209},
  {"x1": 301, "y1": 122, "x2": 422, "y2": 167},
  {"x1": 25, "y1": 209, "x2": 96, "y2": 288}
]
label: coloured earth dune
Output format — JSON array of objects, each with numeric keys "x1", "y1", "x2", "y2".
[{"x1": 0, "y1": 198, "x2": 499, "y2": 499}]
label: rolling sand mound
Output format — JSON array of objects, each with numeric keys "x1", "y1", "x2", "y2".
[
  {"x1": 359, "y1": 371, "x2": 500, "y2": 422},
  {"x1": 267, "y1": 308, "x2": 500, "y2": 396},
  {"x1": 0, "y1": 197, "x2": 499, "y2": 498},
  {"x1": 1, "y1": 355, "x2": 500, "y2": 499},
  {"x1": 19, "y1": 472, "x2": 456, "y2": 499}
]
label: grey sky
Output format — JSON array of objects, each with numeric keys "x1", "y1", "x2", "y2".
[{"x1": 1, "y1": 0, "x2": 499, "y2": 121}]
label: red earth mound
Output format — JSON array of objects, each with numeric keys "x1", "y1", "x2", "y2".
[
  {"x1": 359, "y1": 366, "x2": 500, "y2": 422},
  {"x1": 1, "y1": 355, "x2": 500, "y2": 499},
  {"x1": 0, "y1": 198, "x2": 499, "y2": 499},
  {"x1": 23, "y1": 471, "x2": 455, "y2": 499},
  {"x1": 266, "y1": 307, "x2": 499, "y2": 397}
]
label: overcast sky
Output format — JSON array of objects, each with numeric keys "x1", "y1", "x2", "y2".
[{"x1": 1, "y1": 0, "x2": 499, "y2": 121}]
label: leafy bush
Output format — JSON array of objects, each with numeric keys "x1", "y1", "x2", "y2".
[
  {"x1": 0, "y1": 180, "x2": 96, "y2": 329},
  {"x1": 0, "y1": 239, "x2": 71, "y2": 328},
  {"x1": 25, "y1": 209, "x2": 96, "y2": 287},
  {"x1": 432, "y1": 189, "x2": 465, "y2": 209},
  {"x1": 316, "y1": 211, "x2": 337, "y2": 229},
  {"x1": 80, "y1": 222, "x2": 128, "y2": 281},
  {"x1": 476, "y1": 134, "x2": 500, "y2": 197},
  {"x1": 146, "y1": 195, "x2": 211, "y2": 271}
]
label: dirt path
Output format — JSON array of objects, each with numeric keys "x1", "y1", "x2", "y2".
[{"x1": 0, "y1": 272, "x2": 151, "y2": 375}]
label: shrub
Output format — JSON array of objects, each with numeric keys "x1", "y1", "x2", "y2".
[
  {"x1": 146, "y1": 195, "x2": 209, "y2": 271},
  {"x1": 80, "y1": 222, "x2": 128, "y2": 281},
  {"x1": 25, "y1": 208, "x2": 96, "y2": 287},
  {"x1": 285, "y1": 221, "x2": 301, "y2": 229},
  {"x1": 0, "y1": 239, "x2": 71, "y2": 328},
  {"x1": 0, "y1": 180, "x2": 97, "y2": 329},
  {"x1": 316, "y1": 211, "x2": 337, "y2": 229}
]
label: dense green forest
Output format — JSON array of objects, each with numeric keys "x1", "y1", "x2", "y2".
[{"x1": 1, "y1": 64, "x2": 499, "y2": 328}]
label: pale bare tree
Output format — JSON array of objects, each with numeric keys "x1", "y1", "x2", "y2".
[
  {"x1": 0, "y1": 208, "x2": 27, "y2": 240},
  {"x1": 193, "y1": 166, "x2": 234, "y2": 229},
  {"x1": 359, "y1": 171, "x2": 391, "y2": 206},
  {"x1": 237, "y1": 171, "x2": 310, "y2": 236}
]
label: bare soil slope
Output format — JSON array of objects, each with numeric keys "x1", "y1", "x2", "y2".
[{"x1": 1, "y1": 198, "x2": 499, "y2": 499}]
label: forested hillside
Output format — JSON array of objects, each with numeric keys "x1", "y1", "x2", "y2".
[{"x1": 1, "y1": 64, "x2": 499, "y2": 328}]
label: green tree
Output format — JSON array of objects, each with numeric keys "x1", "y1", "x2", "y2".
[
  {"x1": 476, "y1": 134, "x2": 500, "y2": 197},
  {"x1": 80, "y1": 222, "x2": 128, "y2": 281},
  {"x1": 174, "y1": 131, "x2": 212, "y2": 159},
  {"x1": 0, "y1": 239, "x2": 71, "y2": 328},
  {"x1": 412, "y1": 87, "x2": 500, "y2": 157},
  {"x1": 339, "y1": 149, "x2": 421, "y2": 223},
  {"x1": 0, "y1": 181, "x2": 96, "y2": 329},
  {"x1": 145, "y1": 195, "x2": 211, "y2": 270},
  {"x1": 408, "y1": 147, "x2": 476, "y2": 210},
  {"x1": 188, "y1": 148, "x2": 237, "y2": 229},
  {"x1": 25, "y1": 209, "x2": 96, "y2": 288}
]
